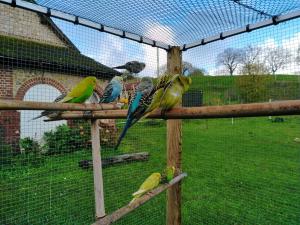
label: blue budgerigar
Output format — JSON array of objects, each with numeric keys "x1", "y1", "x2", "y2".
[
  {"x1": 99, "y1": 76, "x2": 123, "y2": 103},
  {"x1": 115, "y1": 77, "x2": 154, "y2": 149}
]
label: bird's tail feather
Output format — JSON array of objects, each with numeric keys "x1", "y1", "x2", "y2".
[
  {"x1": 129, "y1": 197, "x2": 137, "y2": 205},
  {"x1": 114, "y1": 118, "x2": 132, "y2": 150},
  {"x1": 29, "y1": 114, "x2": 43, "y2": 121},
  {"x1": 113, "y1": 65, "x2": 126, "y2": 69},
  {"x1": 132, "y1": 189, "x2": 145, "y2": 197}
]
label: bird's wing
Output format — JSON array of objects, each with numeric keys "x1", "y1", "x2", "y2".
[
  {"x1": 132, "y1": 189, "x2": 146, "y2": 197},
  {"x1": 54, "y1": 93, "x2": 67, "y2": 102},
  {"x1": 99, "y1": 82, "x2": 114, "y2": 103},
  {"x1": 158, "y1": 75, "x2": 180, "y2": 105}
]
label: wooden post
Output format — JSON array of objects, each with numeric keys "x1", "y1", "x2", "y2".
[
  {"x1": 166, "y1": 46, "x2": 182, "y2": 225},
  {"x1": 91, "y1": 119, "x2": 106, "y2": 218}
]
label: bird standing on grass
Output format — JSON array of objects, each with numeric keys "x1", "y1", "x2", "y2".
[
  {"x1": 130, "y1": 172, "x2": 161, "y2": 204},
  {"x1": 99, "y1": 76, "x2": 123, "y2": 103},
  {"x1": 31, "y1": 76, "x2": 97, "y2": 120},
  {"x1": 114, "y1": 61, "x2": 146, "y2": 74},
  {"x1": 115, "y1": 77, "x2": 154, "y2": 149},
  {"x1": 144, "y1": 74, "x2": 192, "y2": 117}
]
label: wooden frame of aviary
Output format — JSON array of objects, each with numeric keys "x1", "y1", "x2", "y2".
[{"x1": 1, "y1": 47, "x2": 300, "y2": 225}]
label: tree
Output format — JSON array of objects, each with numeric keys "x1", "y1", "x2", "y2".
[
  {"x1": 240, "y1": 45, "x2": 267, "y2": 75},
  {"x1": 216, "y1": 48, "x2": 242, "y2": 76},
  {"x1": 296, "y1": 45, "x2": 300, "y2": 65},
  {"x1": 190, "y1": 68, "x2": 208, "y2": 76},
  {"x1": 265, "y1": 47, "x2": 291, "y2": 75},
  {"x1": 159, "y1": 61, "x2": 198, "y2": 76}
]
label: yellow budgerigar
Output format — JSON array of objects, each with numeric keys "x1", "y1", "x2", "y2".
[{"x1": 130, "y1": 172, "x2": 161, "y2": 204}]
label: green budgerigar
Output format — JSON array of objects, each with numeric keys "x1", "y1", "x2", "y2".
[
  {"x1": 162, "y1": 166, "x2": 176, "y2": 183},
  {"x1": 130, "y1": 172, "x2": 161, "y2": 204},
  {"x1": 144, "y1": 74, "x2": 192, "y2": 117},
  {"x1": 31, "y1": 76, "x2": 97, "y2": 120}
]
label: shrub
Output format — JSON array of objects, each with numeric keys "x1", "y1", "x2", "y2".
[
  {"x1": 235, "y1": 75, "x2": 272, "y2": 103},
  {"x1": 19, "y1": 137, "x2": 40, "y2": 154},
  {"x1": 43, "y1": 123, "x2": 90, "y2": 155},
  {"x1": 0, "y1": 144, "x2": 14, "y2": 166}
]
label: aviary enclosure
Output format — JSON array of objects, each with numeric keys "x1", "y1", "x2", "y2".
[{"x1": 1, "y1": 0, "x2": 300, "y2": 224}]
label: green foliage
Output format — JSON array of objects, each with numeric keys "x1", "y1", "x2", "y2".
[
  {"x1": 235, "y1": 75, "x2": 272, "y2": 103},
  {"x1": 189, "y1": 68, "x2": 207, "y2": 76},
  {"x1": 43, "y1": 123, "x2": 91, "y2": 155},
  {"x1": 19, "y1": 137, "x2": 40, "y2": 154},
  {"x1": 0, "y1": 144, "x2": 14, "y2": 166}
]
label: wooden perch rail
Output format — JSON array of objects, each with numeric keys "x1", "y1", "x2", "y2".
[
  {"x1": 79, "y1": 152, "x2": 149, "y2": 169},
  {"x1": 0, "y1": 99, "x2": 120, "y2": 111},
  {"x1": 48, "y1": 100, "x2": 300, "y2": 121},
  {"x1": 92, "y1": 173, "x2": 187, "y2": 225}
]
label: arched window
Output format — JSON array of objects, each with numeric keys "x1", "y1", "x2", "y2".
[{"x1": 20, "y1": 84, "x2": 66, "y2": 140}]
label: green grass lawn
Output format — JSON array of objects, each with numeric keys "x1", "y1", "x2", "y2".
[{"x1": 1, "y1": 117, "x2": 300, "y2": 225}]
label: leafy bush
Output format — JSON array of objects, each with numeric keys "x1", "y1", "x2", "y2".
[
  {"x1": 43, "y1": 123, "x2": 90, "y2": 155},
  {"x1": 0, "y1": 144, "x2": 14, "y2": 166},
  {"x1": 235, "y1": 75, "x2": 272, "y2": 103},
  {"x1": 19, "y1": 137, "x2": 40, "y2": 154}
]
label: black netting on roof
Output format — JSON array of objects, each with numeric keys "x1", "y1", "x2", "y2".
[{"x1": 36, "y1": 0, "x2": 300, "y2": 46}]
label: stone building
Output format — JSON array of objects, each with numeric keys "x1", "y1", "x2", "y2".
[{"x1": 0, "y1": 3, "x2": 120, "y2": 149}]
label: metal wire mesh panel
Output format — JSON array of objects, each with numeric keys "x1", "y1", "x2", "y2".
[
  {"x1": 182, "y1": 16, "x2": 300, "y2": 225},
  {"x1": 0, "y1": 4, "x2": 167, "y2": 225},
  {"x1": 36, "y1": 0, "x2": 300, "y2": 46}
]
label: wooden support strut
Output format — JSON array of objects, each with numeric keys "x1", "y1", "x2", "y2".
[
  {"x1": 91, "y1": 119, "x2": 106, "y2": 219},
  {"x1": 44, "y1": 100, "x2": 300, "y2": 120},
  {"x1": 166, "y1": 46, "x2": 182, "y2": 225},
  {"x1": 92, "y1": 173, "x2": 187, "y2": 225}
]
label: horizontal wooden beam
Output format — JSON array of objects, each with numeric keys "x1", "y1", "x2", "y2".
[
  {"x1": 92, "y1": 173, "x2": 187, "y2": 225},
  {"x1": 0, "y1": 99, "x2": 120, "y2": 111},
  {"x1": 48, "y1": 100, "x2": 300, "y2": 121},
  {"x1": 79, "y1": 152, "x2": 149, "y2": 169}
]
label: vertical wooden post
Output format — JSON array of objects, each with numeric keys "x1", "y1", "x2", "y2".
[
  {"x1": 91, "y1": 119, "x2": 106, "y2": 218},
  {"x1": 166, "y1": 46, "x2": 182, "y2": 225}
]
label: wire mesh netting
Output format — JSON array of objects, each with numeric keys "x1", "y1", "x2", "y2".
[
  {"x1": 182, "y1": 16, "x2": 300, "y2": 225},
  {"x1": 35, "y1": 0, "x2": 300, "y2": 46},
  {"x1": 0, "y1": 1, "x2": 300, "y2": 225}
]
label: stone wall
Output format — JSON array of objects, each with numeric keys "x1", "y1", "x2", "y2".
[{"x1": 0, "y1": 4, "x2": 67, "y2": 47}]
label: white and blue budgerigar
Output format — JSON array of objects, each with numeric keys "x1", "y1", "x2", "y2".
[{"x1": 99, "y1": 76, "x2": 123, "y2": 103}]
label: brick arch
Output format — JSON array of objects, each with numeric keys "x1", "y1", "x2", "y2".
[{"x1": 15, "y1": 77, "x2": 67, "y2": 100}]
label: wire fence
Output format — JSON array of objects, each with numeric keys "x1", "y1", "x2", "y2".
[{"x1": 0, "y1": 1, "x2": 300, "y2": 225}]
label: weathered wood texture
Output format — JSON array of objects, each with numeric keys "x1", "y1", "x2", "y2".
[
  {"x1": 79, "y1": 152, "x2": 149, "y2": 169},
  {"x1": 167, "y1": 46, "x2": 182, "y2": 225},
  {"x1": 0, "y1": 99, "x2": 119, "y2": 111},
  {"x1": 91, "y1": 119, "x2": 106, "y2": 218},
  {"x1": 92, "y1": 173, "x2": 187, "y2": 225},
  {"x1": 46, "y1": 100, "x2": 300, "y2": 120}
]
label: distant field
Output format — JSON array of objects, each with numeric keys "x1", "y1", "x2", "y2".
[{"x1": 1, "y1": 117, "x2": 300, "y2": 225}]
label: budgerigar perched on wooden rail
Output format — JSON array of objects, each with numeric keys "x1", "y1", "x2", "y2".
[
  {"x1": 144, "y1": 74, "x2": 192, "y2": 117},
  {"x1": 99, "y1": 76, "x2": 123, "y2": 103},
  {"x1": 113, "y1": 61, "x2": 146, "y2": 74},
  {"x1": 130, "y1": 172, "x2": 161, "y2": 204},
  {"x1": 115, "y1": 77, "x2": 154, "y2": 149},
  {"x1": 31, "y1": 76, "x2": 97, "y2": 120}
]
